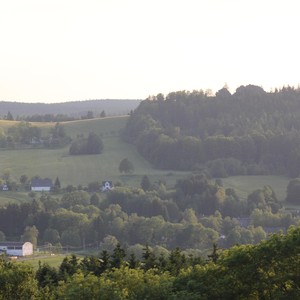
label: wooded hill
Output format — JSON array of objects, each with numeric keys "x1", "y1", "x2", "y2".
[
  {"x1": 124, "y1": 85, "x2": 300, "y2": 177},
  {"x1": 0, "y1": 99, "x2": 140, "y2": 118}
]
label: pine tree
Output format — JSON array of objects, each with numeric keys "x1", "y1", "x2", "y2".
[
  {"x1": 110, "y1": 243, "x2": 126, "y2": 268},
  {"x1": 54, "y1": 177, "x2": 61, "y2": 189},
  {"x1": 141, "y1": 175, "x2": 151, "y2": 191},
  {"x1": 142, "y1": 245, "x2": 156, "y2": 270}
]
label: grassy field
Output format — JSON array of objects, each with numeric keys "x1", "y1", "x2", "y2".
[
  {"x1": 222, "y1": 175, "x2": 290, "y2": 202},
  {"x1": 0, "y1": 192, "x2": 32, "y2": 206},
  {"x1": 19, "y1": 254, "x2": 66, "y2": 269},
  {"x1": 0, "y1": 117, "x2": 293, "y2": 208},
  {"x1": 0, "y1": 117, "x2": 190, "y2": 199}
]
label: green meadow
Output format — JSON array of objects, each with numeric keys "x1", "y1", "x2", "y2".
[
  {"x1": 19, "y1": 254, "x2": 66, "y2": 270},
  {"x1": 0, "y1": 117, "x2": 293, "y2": 208},
  {"x1": 222, "y1": 175, "x2": 290, "y2": 202},
  {"x1": 0, "y1": 117, "x2": 190, "y2": 191}
]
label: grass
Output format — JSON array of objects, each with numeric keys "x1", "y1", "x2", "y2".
[
  {"x1": 0, "y1": 192, "x2": 32, "y2": 207},
  {"x1": 20, "y1": 254, "x2": 66, "y2": 269},
  {"x1": 222, "y1": 175, "x2": 290, "y2": 202},
  {"x1": 0, "y1": 117, "x2": 191, "y2": 203},
  {"x1": 0, "y1": 117, "x2": 293, "y2": 208}
]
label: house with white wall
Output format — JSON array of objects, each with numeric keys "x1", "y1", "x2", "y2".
[
  {"x1": 101, "y1": 181, "x2": 113, "y2": 192},
  {"x1": 31, "y1": 178, "x2": 53, "y2": 191},
  {"x1": 0, "y1": 241, "x2": 33, "y2": 256}
]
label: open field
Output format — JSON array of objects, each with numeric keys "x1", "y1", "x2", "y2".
[
  {"x1": 0, "y1": 117, "x2": 191, "y2": 197},
  {"x1": 0, "y1": 118, "x2": 295, "y2": 208},
  {"x1": 19, "y1": 254, "x2": 66, "y2": 269},
  {"x1": 222, "y1": 175, "x2": 290, "y2": 202}
]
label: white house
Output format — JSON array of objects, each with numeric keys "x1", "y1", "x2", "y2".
[
  {"x1": 101, "y1": 181, "x2": 113, "y2": 192},
  {"x1": 0, "y1": 241, "x2": 33, "y2": 256},
  {"x1": 0, "y1": 184, "x2": 9, "y2": 191},
  {"x1": 31, "y1": 178, "x2": 53, "y2": 192}
]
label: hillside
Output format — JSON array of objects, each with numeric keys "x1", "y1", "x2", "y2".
[
  {"x1": 0, "y1": 99, "x2": 141, "y2": 118},
  {"x1": 0, "y1": 116, "x2": 189, "y2": 188},
  {"x1": 123, "y1": 86, "x2": 300, "y2": 177}
]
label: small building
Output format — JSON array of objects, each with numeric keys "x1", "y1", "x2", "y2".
[
  {"x1": 31, "y1": 178, "x2": 53, "y2": 192},
  {"x1": 0, "y1": 242, "x2": 33, "y2": 256},
  {"x1": 101, "y1": 181, "x2": 113, "y2": 192},
  {"x1": 0, "y1": 184, "x2": 9, "y2": 191}
]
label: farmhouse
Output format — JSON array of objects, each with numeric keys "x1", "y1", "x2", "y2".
[
  {"x1": 31, "y1": 178, "x2": 53, "y2": 192},
  {"x1": 0, "y1": 241, "x2": 33, "y2": 256},
  {"x1": 0, "y1": 184, "x2": 9, "y2": 191},
  {"x1": 102, "y1": 181, "x2": 113, "y2": 192}
]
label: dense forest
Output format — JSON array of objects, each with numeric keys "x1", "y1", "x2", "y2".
[
  {"x1": 0, "y1": 174, "x2": 299, "y2": 253},
  {"x1": 1, "y1": 227, "x2": 299, "y2": 299},
  {"x1": 124, "y1": 85, "x2": 300, "y2": 177}
]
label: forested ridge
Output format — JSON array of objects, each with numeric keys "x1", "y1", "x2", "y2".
[
  {"x1": 124, "y1": 85, "x2": 300, "y2": 176},
  {"x1": 0, "y1": 99, "x2": 140, "y2": 118},
  {"x1": 1, "y1": 227, "x2": 299, "y2": 299}
]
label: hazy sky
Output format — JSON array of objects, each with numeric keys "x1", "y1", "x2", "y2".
[{"x1": 0, "y1": 0, "x2": 299, "y2": 103}]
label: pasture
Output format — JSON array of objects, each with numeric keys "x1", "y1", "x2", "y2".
[
  {"x1": 0, "y1": 117, "x2": 294, "y2": 208},
  {"x1": 222, "y1": 175, "x2": 290, "y2": 202},
  {"x1": 20, "y1": 254, "x2": 66, "y2": 270},
  {"x1": 0, "y1": 117, "x2": 190, "y2": 193}
]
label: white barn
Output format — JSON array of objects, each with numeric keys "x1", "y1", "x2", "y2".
[
  {"x1": 31, "y1": 178, "x2": 53, "y2": 192},
  {"x1": 0, "y1": 242, "x2": 33, "y2": 256}
]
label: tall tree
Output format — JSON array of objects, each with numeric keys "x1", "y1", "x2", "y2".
[
  {"x1": 21, "y1": 225, "x2": 39, "y2": 249},
  {"x1": 6, "y1": 111, "x2": 14, "y2": 120},
  {"x1": 141, "y1": 175, "x2": 151, "y2": 191},
  {"x1": 119, "y1": 158, "x2": 134, "y2": 174}
]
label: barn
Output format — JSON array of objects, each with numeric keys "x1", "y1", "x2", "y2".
[{"x1": 0, "y1": 241, "x2": 33, "y2": 256}]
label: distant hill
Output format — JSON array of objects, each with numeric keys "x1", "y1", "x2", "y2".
[{"x1": 0, "y1": 99, "x2": 141, "y2": 118}]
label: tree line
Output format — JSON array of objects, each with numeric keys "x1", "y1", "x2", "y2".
[
  {"x1": 0, "y1": 121, "x2": 105, "y2": 155},
  {"x1": 0, "y1": 122, "x2": 71, "y2": 149},
  {"x1": 1, "y1": 226, "x2": 299, "y2": 299},
  {"x1": 123, "y1": 85, "x2": 300, "y2": 177},
  {"x1": 0, "y1": 174, "x2": 299, "y2": 252}
]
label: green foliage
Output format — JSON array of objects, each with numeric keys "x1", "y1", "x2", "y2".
[
  {"x1": 69, "y1": 132, "x2": 103, "y2": 155},
  {"x1": 0, "y1": 258, "x2": 39, "y2": 299},
  {"x1": 0, "y1": 231, "x2": 5, "y2": 242},
  {"x1": 110, "y1": 243, "x2": 126, "y2": 268},
  {"x1": 20, "y1": 174, "x2": 29, "y2": 185},
  {"x1": 247, "y1": 185, "x2": 281, "y2": 213},
  {"x1": 173, "y1": 227, "x2": 300, "y2": 299},
  {"x1": 1, "y1": 228, "x2": 300, "y2": 299},
  {"x1": 100, "y1": 110, "x2": 106, "y2": 118},
  {"x1": 119, "y1": 158, "x2": 134, "y2": 174},
  {"x1": 36, "y1": 262, "x2": 59, "y2": 288},
  {"x1": 46, "y1": 123, "x2": 71, "y2": 148},
  {"x1": 43, "y1": 228, "x2": 60, "y2": 244},
  {"x1": 22, "y1": 225, "x2": 39, "y2": 248},
  {"x1": 286, "y1": 178, "x2": 300, "y2": 204},
  {"x1": 58, "y1": 254, "x2": 80, "y2": 281},
  {"x1": 7, "y1": 121, "x2": 41, "y2": 145},
  {"x1": 6, "y1": 111, "x2": 14, "y2": 121},
  {"x1": 141, "y1": 175, "x2": 151, "y2": 191},
  {"x1": 124, "y1": 86, "x2": 300, "y2": 176}
]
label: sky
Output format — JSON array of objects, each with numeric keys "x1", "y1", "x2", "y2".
[{"x1": 0, "y1": 0, "x2": 299, "y2": 103}]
